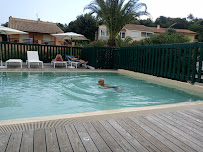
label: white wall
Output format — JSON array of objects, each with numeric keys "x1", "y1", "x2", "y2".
[{"x1": 97, "y1": 25, "x2": 154, "y2": 41}]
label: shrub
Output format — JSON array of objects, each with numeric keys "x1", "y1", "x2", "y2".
[
  {"x1": 131, "y1": 30, "x2": 191, "y2": 46},
  {"x1": 115, "y1": 36, "x2": 133, "y2": 47},
  {"x1": 85, "y1": 40, "x2": 108, "y2": 47}
]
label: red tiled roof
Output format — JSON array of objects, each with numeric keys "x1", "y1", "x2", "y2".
[
  {"x1": 8, "y1": 17, "x2": 63, "y2": 34},
  {"x1": 124, "y1": 24, "x2": 154, "y2": 32},
  {"x1": 148, "y1": 27, "x2": 197, "y2": 34},
  {"x1": 123, "y1": 24, "x2": 196, "y2": 34}
]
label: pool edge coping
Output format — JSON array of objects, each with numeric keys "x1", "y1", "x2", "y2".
[
  {"x1": 118, "y1": 69, "x2": 203, "y2": 98},
  {"x1": 0, "y1": 101, "x2": 202, "y2": 127}
]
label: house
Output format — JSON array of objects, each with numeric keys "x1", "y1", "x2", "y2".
[
  {"x1": 147, "y1": 26, "x2": 197, "y2": 41},
  {"x1": 97, "y1": 24, "x2": 154, "y2": 41},
  {"x1": 97, "y1": 24, "x2": 196, "y2": 42},
  {"x1": 8, "y1": 16, "x2": 65, "y2": 45}
]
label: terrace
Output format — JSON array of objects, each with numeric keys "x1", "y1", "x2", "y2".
[
  {"x1": 0, "y1": 102, "x2": 203, "y2": 152},
  {"x1": 0, "y1": 41, "x2": 203, "y2": 152}
]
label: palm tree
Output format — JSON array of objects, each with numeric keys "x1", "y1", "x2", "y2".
[{"x1": 85, "y1": 0, "x2": 148, "y2": 47}]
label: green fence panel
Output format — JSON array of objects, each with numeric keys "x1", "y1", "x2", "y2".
[
  {"x1": 181, "y1": 48, "x2": 187, "y2": 81},
  {"x1": 197, "y1": 46, "x2": 203, "y2": 82}
]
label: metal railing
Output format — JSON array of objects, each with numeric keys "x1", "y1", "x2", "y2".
[
  {"x1": 0, "y1": 41, "x2": 203, "y2": 83},
  {"x1": 0, "y1": 42, "x2": 82, "y2": 63},
  {"x1": 114, "y1": 42, "x2": 203, "y2": 83}
]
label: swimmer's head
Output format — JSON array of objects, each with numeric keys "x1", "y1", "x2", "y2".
[{"x1": 98, "y1": 78, "x2": 104, "y2": 85}]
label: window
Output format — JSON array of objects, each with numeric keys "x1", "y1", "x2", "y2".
[
  {"x1": 147, "y1": 33, "x2": 153, "y2": 37},
  {"x1": 142, "y1": 32, "x2": 153, "y2": 38},
  {"x1": 141, "y1": 32, "x2": 147, "y2": 37},
  {"x1": 121, "y1": 32, "x2": 125, "y2": 38},
  {"x1": 106, "y1": 31, "x2": 108, "y2": 36},
  {"x1": 131, "y1": 31, "x2": 138, "y2": 37}
]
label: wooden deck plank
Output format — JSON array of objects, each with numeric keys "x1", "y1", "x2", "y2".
[
  {"x1": 83, "y1": 122, "x2": 111, "y2": 152},
  {"x1": 0, "y1": 132, "x2": 11, "y2": 152},
  {"x1": 107, "y1": 119, "x2": 149, "y2": 152},
  {"x1": 55, "y1": 126, "x2": 73, "y2": 152},
  {"x1": 155, "y1": 113, "x2": 203, "y2": 142},
  {"x1": 139, "y1": 116, "x2": 197, "y2": 152},
  {"x1": 91, "y1": 121, "x2": 124, "y2": 152},
  {"x1": 6, "y1": 131, "x2": 22, "y2": 152},
  {"x1": 99, "y1": 120, "x2": 137, "y2": 152},
  {"x1": 65, "y1": 124, "x2": 86, "y2": 152},
  {"x1": 177, "y1": 111, "x2": 203, "y2": 125},
  {"x1": 171, "y1": 111, "x2": 203, "y2": 128},
  {"x1": 20, "y1": 130, "x2": 34, "y2": 152},
  {"x1": 151, "y1": 115, "x2": 203, "y2": 148},
  {"x1": 164, "y1": 112, "x2": 203, "y2": 132},
  {"x1": 146, "y1": 115, "x2": 203, "y2": 152},
  {"x1": 45, "y1": 127, "x2": 60, "y2": 152},
  {"x1": 189, "y1": 109, "x2": 203, "y2": 117},
  {"x1": 114, "y1": 119, "x2": 161, "y2": 152},
  {"x1": 123, "y1": 118, "x2": 171, "y2": 152},
  {"x1": 159, "y1": 113, "x2": 203, "y2": 137},
  {"x1": 34, "y1": 128, "x2": 46, "y2": 152},
  {"x1": 74, "y1": 123, "x2": 99, "y2": 152},
  {"x1": 129, "y1": 117, "x2": 185, "y2": 152},
  {"x1": 183, "y1": 110, "x2": 203, "y2": 121},
  {"x1": 186, "y1": 109, "x2": 203, "y2": 118}
]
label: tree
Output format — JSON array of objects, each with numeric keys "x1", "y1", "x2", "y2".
[
  {"x1": 1, "y1": 22, "x2": 8, "y2": 27},
  {"x1": 187, "y1": 13, "x2": 194, "y2": 22},
  {"x1": 189, "y1": 21, "x2": 203, "y2": 42},
  {"x1": 65, "y1": 14, "x2": 98, "y2": 41},
  {"x1": 56, "y1": 23, "x2": 68, "y2": 32},
  {"x1": 85, "y1": 0, "x2": 148, "y2": 47},
  {"x1": 130, "y1": 18, "x2": 155, "y2": 27}
]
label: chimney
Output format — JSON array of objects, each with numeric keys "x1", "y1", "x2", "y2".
[
  {"x1": 157, "y1": 25, "x2": 160, "y2": 29},
  {"x1": 38, "y1": 18, "x2": 40, "y2": 22}
]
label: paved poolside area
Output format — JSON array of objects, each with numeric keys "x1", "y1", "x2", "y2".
[
  {"x1": 0, "y1": 63, "x2": 117, "y2": 72},
  {"x1": 0, "y1": 102, "x2": 203, "y2": 152}
]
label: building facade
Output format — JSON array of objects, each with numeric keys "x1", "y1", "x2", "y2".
[
  {"x1": 8, "y1": 16, "x2": 65, "y2": 45},
  {"x1": 97, "y1": 24, "x2": 196, "y2": 42}
]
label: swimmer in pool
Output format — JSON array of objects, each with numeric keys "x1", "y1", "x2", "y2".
[
  {"x1": 98, "y1": 78, "x2": 124, "y2": 92},
  {"x1": 98, "y1": 78, "x2": 110, "y2": 88}
]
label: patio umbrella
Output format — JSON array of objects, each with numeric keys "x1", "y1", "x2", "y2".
[
  {"x1": 51, "y1": 32, "x2": 88, "y2": 55},
  {"x1": 0, "y1": 26, "x2": 28, "y2": 68}
]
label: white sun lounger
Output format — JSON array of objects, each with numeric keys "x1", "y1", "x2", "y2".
[
  {"x1": 26, "y1": 51, "x2": 43, "y2": 68},
  {"x1": 51, "y1": 60, "x2": 68, "y2": 68},
  {"x1": 6, "y1": 59, "x2": 23, "y2": 68}
]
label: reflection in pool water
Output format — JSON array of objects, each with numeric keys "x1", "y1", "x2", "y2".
[{"x1": 0, "y1": 72, "x2": 202, "y2": 120}]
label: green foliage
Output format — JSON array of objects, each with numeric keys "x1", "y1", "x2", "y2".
[
  {"x1": 154, "y1": 16, "x2": 190, "y2": 29},
  {"x1": 131, "y1": 31, "x2": 191, "y2": 46},
  {"x1": 130, "y1": 18, "x2": 155, "y2": 27},
  {"x1": 85, "y1": 0, "x2": 148, "y2": 46},
  {"x1": 56, "y1": 23, "x2": 67, "y2": 32},
  {"x1": 85, "y1": 40, "x2": 108, "y2": 47},
  {"x1": 116, "y1": 36, "x2": 133, "y2": 47},
  {"x1": 166, "y1": 28, "x2": 177, "y2": 35},
  {"x1": 66, "y1": 14, "x2": 97, "y2": 41},
  {"x1": 1, "y1": 22, "x2": 8, "y2": 27},
  {"x1": 189, "y1": 20, "x2": 203, "y2": 42},
  {"x1": 57, "y1": 14, "x2": 97, "y2": 41}
]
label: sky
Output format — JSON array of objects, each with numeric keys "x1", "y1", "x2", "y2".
[{"x1": 0, "y1": 0, "x2": 202, "y2": 25}]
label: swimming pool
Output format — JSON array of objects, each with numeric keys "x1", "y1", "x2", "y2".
[{"x1": 0, "y1": 72, "x2": 202, "y2": 120}]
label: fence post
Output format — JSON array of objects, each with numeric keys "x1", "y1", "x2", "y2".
[
  {"x1": 113, "y1": 48, "x2": 119, "y2": 70},
  {"x1": 197, "y1": 44, "x2": 203, "y2": 82},
  {"x1": 191, "y1": 43, "x2": 198, "y2": 83}
]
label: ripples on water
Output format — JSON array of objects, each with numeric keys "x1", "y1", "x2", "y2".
[{"x1": 0, "y1": 72, "x2": 202, "y2": 120}]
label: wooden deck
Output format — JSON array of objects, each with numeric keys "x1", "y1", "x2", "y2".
[{"x1": 0, "y1": 108, "x2": 203, "y2": 152}]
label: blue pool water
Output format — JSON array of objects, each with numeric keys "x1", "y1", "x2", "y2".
[{"x1": 0, "y1": 72, "x2": 202, "y2": 120}]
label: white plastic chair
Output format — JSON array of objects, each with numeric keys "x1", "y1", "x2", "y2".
[{"x1": 26, "y1": 51, "x2": 43, "y2": 68}]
